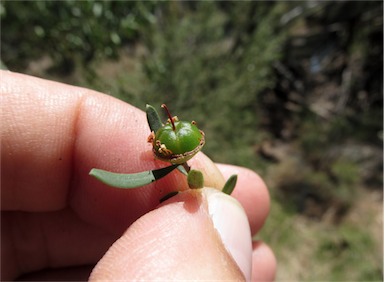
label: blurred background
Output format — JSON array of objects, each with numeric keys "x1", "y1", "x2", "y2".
[{"x1": 1, "y1": 1, "x2": 383, "y2": 280}]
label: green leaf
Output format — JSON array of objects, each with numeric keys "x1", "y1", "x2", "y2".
[
  {"x1": 146, "y1": 104, "x2": 163, "y2": 133},
  {"x1": 177, "y1": 163, "x2": 189, "y2": 176},
  {"x1": 187, "y1": 169, "x2": 204, "y2": 189},
  {"x1": 222, "y1": 174, "x2": 237, "y2": 195},
  {"x1": 89, "y1": 164, "x2": 178, "y2": 189},
  {"x1": 159, "y1": 191, "x2": 179, "y2": 203}
]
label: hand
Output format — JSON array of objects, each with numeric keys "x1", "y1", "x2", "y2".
[{"x1": 1, "y1": 71, "x2": 276, "y2": 281}]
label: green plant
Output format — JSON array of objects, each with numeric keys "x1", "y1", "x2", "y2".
[
  {"x1": 148, "y1": 104, "x2": 205, "y2": 164},
  {"x1": 90, "y1": 104, "x2": 237, "y2": 202},
  {"x1": 1, "y1": 1, "x2": 157, "y2": 72}
]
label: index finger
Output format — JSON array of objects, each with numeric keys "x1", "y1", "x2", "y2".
[{"x1": 1, "y1": 71, "x2": 226, "y2": 233}]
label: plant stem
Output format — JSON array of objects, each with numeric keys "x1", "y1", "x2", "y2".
[{"x1": 161, "y1": 104, "x2": 176, "y2": 131}]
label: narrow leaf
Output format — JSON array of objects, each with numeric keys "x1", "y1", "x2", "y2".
[
  {"x1": 89, "y1": 164, "x2": 178, "y2": 189},
  {"x1": 177, "y1": 165, "x2": 188, "y2": 176},
  {"x1": 222, "y1": 174, "x2": 238, "y2": 195},
  {"x1": 146, "y1": 104, "x2": 163, "y2": 133},
  {"x1": 151, "y1": 164, "x2": 179, "y2": 180},
  {"x1": 159, "y1": 191, "x2": 179, "y2": 203},
  {"x1": 187, "y1": 169, "x2": 204, "y2": 189}
]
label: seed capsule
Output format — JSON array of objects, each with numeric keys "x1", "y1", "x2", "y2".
[{"x1": 148, "y1": 105, "x2": 205, "y2": 164}]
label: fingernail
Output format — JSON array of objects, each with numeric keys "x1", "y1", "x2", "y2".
[{"x1": 203, "y1": 188, "x2": 252, "y2": 280}]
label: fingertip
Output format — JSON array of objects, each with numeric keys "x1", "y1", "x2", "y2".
[
  {"x1": 216, "y1": 164, "x2": 271, "y2": 235},
  {"x1": 251, "y1": 241, "x2": 277, "y2": 282},
  {"x1": 90, "y1": 190, "x2": 245, "y2": 280},
  {"x1": 202, "y1": 188, "x2": 252, "y2": 280},
  {"x1": 187, "y1": 152, "x2": 225, "y2": 189}
]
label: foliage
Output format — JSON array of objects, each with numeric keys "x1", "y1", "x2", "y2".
[
  {"x1": 316, "y1": 223, "x2": 382, "y2": 281},
  {"x1": 259, "y1": 197, "x2": 382, "y2": 281},
  {"x1": 1, "y1": 1, "x2": 156, "y2": 73},
  {"x1": 139, "y1": 1, "x2": 286, "y2": 166}
]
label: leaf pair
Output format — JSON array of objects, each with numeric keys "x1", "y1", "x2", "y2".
[{"x1": 90, "y1": 165, "x2": 237, "y2": 195}]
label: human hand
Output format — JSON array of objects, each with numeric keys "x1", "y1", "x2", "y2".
[{"x1": 1, "y1": 71, "x2": 276, "y2": 281}]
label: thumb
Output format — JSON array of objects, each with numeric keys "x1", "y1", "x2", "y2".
[{"x1": 89, "y1": 188, "x2": 252, "y2": 280}]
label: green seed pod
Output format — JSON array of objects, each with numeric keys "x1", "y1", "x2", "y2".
[{"x1": 148, "y1": 104, "x2": 205, "y2": 164}]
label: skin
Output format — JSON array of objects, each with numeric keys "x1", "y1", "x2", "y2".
[{"x1": 1, "y1": 70, "x2": 276, "y2": 281}]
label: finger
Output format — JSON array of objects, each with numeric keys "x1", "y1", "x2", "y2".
[
  {"x1": 14, "y1": 265, "x2": 94, "y2": 281},
  {"x1": 90, "y1": 188, "x2": 252, "y2": 281},
  {"x1": 1, "y1": 71, "x2": 84, "y2": 211},
  {"x1": 251, "y1": 241, "x2": 277, "y2": 281},
  {"x1": 1, "y1": 71, "x2": 223, "y2": 232},
  {"x1": 216, "y1": 164, "x2": 270, "y2": 235},
  {"x1": 1, "y1": 72, "x2": 259, "y2": 280},
  {"x1": 1, "y1": 209, "x2": 116, "y2": 280}
]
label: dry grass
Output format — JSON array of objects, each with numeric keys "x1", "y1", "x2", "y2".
[{"x1": 260, "y1": 187, "x2": 383, "y2": 281}]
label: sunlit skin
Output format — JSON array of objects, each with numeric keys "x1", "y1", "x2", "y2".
[
  {"x1": 2, "y1": 71, "x2": 276, "y2": 281},
  {"x1": 89, "y1": 103, "x2": 209, "y2": 192}
]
